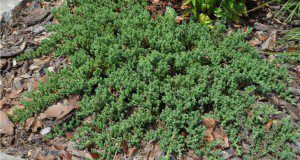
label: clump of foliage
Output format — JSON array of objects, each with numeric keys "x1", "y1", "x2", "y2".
[
  {"x1": 274, "y1": 0, "x2": 300, "y2": 23},
  {"x1": 181, "y1": 0, "x2": 248, "y2": 24},
  {"x1": 15, "y1": 0, "x2": 298, "y2": 159}
]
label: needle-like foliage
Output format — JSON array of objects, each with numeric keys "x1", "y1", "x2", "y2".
[{"x1": 15, "y1": 0, "x2": 299, "y2": 159}]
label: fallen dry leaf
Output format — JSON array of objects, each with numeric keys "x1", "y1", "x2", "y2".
[
  {"x1": 25, "y1": 2, "x2": 31, "y2": 7},
  {"x1": 67, "y1": 141, "x2": 99, "y2": 159},
  {"x1": 5, "y1": 104, "x2": 24, "y2": 116},
  {"x1": 184, "y1": 150, "x2": 201, "y2": 160},
  {"x1": 145, "y1": 5, "x2": 156, "y2": 13},
  {"x1": 0, "y1": 111, "x2": 14, "y2": 135},
  {"x1": 262, "y1": 31, "x2": 277, "y2": 51},
  {"x1": 10, "y1": 88, "x2": 23, "y2": 99},
  {"x1": 203, "y1": 118, "x2": 217, "y2": 128},
  {"x1": 25, "y1": 117, "x2": 35, "y2": 131},
  {"x1": 203, "y1": 118, "x2": 230, "y2": 149},
  {"x1": 121, "y1": 141, "x2": 129, "y2": 154},
  {"x1": 67, "y1": 148, "x2": 94, "y2": 159},
  {"x1": 296, "y1": 65, "x2": 300, "y2": 73},
  {"x1": 20, "y1": 41, "x2": 27, "y2": 50},
  {"x1": 272, "y1": 97, "x2": 300, "y2": 121},
  {"x1": 288, "y1": 48, "x2": 297, "y2": 52},
  {"x1": 2, "y1": 76, "x2": 14, "y2": 87},
  {"x1": 285, "y1": 103, "x2": 300, "y2": 121},
  {"x1": 65, "y1": 132, "x2": 73, "y2": 140},
  {"x1": 128, "y1": 147, "x2": 139, "y2": 158},
  {"x1": 23, "y1": 97, "x2": 33, "y2": 102},
  {"x1": 147, "y1": 142, "x2": 161, "y2": 160},
  {"x1": 152, "y1": 0, "x2": 160, "y2": 4},
  {"x1": 28, "y1": 147, "x2": 42, "y2": 158},
  {"x1": 35, "y1": 154, "x2": 55, "y2": 160},
  {"x1": 59, "y1": 150, "x2": 72, "y2": 160},
  {"x1": 257, "y1": 34, "x2": 267, "y2": 42},
  {"x1": 181, "y1": 5, "x2": 190, "y2": 10},
  {"x1": 68, "y1": 95, "x2": 80, "y2": 108},
  {"x1": 39, "y1": 74, "x2": 47, "y2": 83},
  {"x1": 254, "y1": 22, "x2": 269, "y2": 31},
  {"x1": 273, "y1": 18, "x2": 282, "y2": 24},
  {"x1": 204, "y1": 128, "x2": 214, "y2": 142},
  {"x1": 90, "y1": 152, "x2": 100, "y2": 159},
  {"x1": 249, "y1": 38, "x2": 261, "y2": 47},
  {"x1": 212, "y1": 128, "x2": 230, "y2": 149},
  {"x1": 0, "y1": 97, "x2": 10, "y2": 109},
  {"x1": 266, "y1": 120, "x2": 273, "y2": 131},
  {"x1": 42, "y1": 102, "x2": 75, "y2": 120},
  {"x1": 10, "y1": 99, "x2": 22, "y2": 106},
  {"x1": 234, "y1": 24, "x2": 242, "y2": 28},
  {"x1": 203, "y1": 118, "x2": 216, "y2": 142},
  {"x1": 26, "y1": 117, "x2": 43, "y2": 133},
  {"x1": 38, "y1": 96, "x2": 79, "y2": 120},
  {"x1": 38, "y1": 113, "x2": 47, "y2": 120},
  {"x1": 175, "y1": 16, "x2": 183, "y2": 24},
  {"x1": 32, "y1": 78, "x2": 39, "y2": 90},
  {"x1": 32, "y1": 120, "x2": 43, "y2": 133}
]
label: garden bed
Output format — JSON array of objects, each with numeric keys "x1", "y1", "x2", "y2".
[{"x1": 0, "y1": 0, "x2": 299, "y2": 159}]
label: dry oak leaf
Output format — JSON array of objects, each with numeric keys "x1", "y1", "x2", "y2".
[
  {"x1": 25, "y1": 117, "x2": 43, "y2": 132},
  {"x1": 0, "y1": 111, "x2": 14, "y2": 135},
  {"x1": 43, "y1": 102, "x2": 75, "y2": 120}
]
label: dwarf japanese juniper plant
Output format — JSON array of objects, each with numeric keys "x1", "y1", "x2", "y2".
[{"x1": 15, "y1": 0, "x2": 299, "y2": 159}]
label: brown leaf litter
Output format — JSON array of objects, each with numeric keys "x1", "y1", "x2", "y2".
[
  {"x1": 25, "y1": 117, "x2": 43, "y2": 133},
  {"x1": 261, "y1": 31, "x2": 277, "y2": 51},
  {"x1": 203, "y1": 118, "x2": 230, "y2": 149},
  {"x1": 0, "y1": 111, "x2": 15, "y2": 135},
  {"x1": 37, "y1": 96, "x2": 80, "y2": 120}
]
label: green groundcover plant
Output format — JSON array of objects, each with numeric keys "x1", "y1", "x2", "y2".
[
  {"x1": 181, "y1": 0, "x2": 248, "y2": 24},
  {"x1": 15, "y1": 0, "x2": 299, "y2": 159}
]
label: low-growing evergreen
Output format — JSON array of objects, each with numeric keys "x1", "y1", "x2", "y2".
[{"x1": 15, "y1": 0, "x2": 299, "y2": 159}]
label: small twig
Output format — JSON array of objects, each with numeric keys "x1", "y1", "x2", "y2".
[{"x1": 247, "y1": 0, "x2": 277, "y2": 13}]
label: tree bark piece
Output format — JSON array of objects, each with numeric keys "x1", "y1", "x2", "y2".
[
  {"x1": 25, "y1": 9, "x2": 50, "y2": 26},
  {"x1": 0, "y1": 47, "x2": 23, "y2": 58}
]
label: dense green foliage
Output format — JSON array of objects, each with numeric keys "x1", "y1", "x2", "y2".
[
  {"x1": 181, "y1": 0, "x2": 248, "y2": 24},
  {"x1": 16, "y1": 0, "x2": 299, "y2": 159}
]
